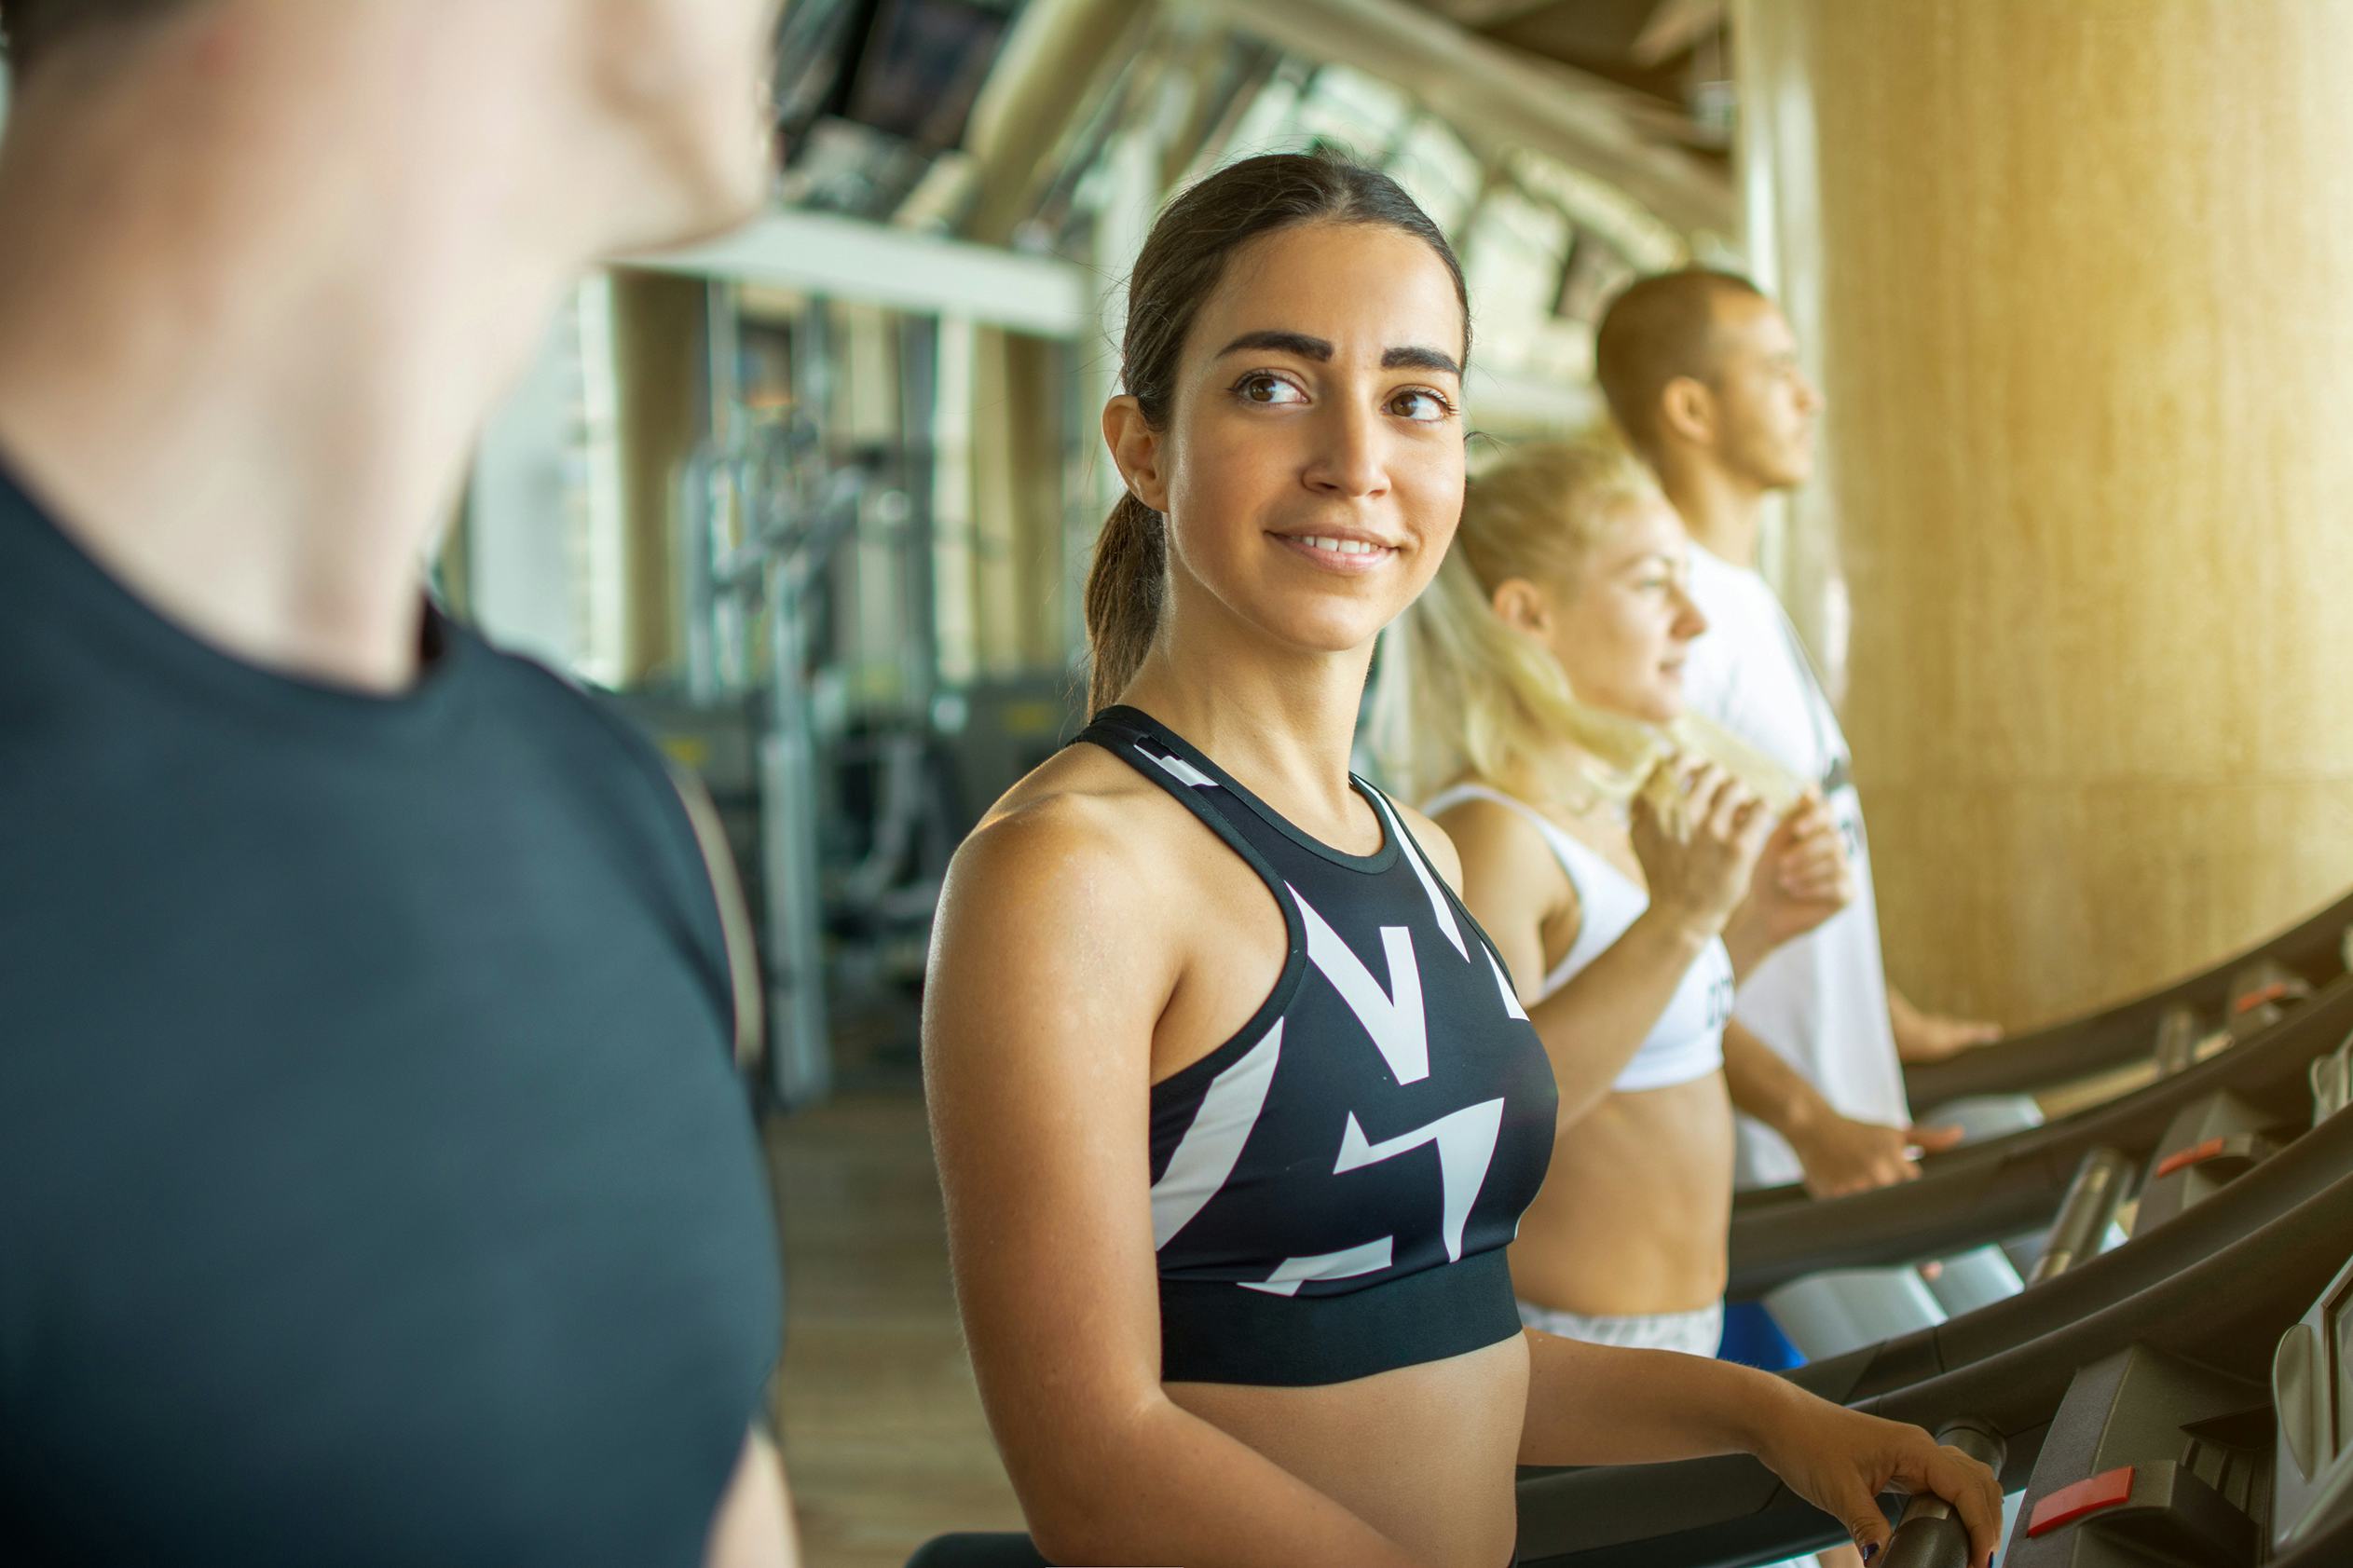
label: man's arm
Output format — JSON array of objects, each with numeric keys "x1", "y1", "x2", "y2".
[
  {"x1": 1887, "y1": 985, "x2": 2004, "y2": 1064},
  {"x1": 1720, "y1": 1021, "x2": 1960, "y2": 1197}
]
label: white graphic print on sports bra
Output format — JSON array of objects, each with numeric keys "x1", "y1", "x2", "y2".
[
  {"x1": 1333, "y1": 1099, "x2": 1505, "y2": 1261},
  {"x1": 1371, "y1": 790, "x2": 1469, "y2": 961},
  {"x1": 1211, "y1": 885, "x2": 1509, "y2": 1294},
  {"x1": 1291, "y1": 886, "x2": 1428, "y2": 1084},
  {"x1": 1129, "y1": 742, "x2": 1525, "y2": 1299},
  {"x1": 1149, "y1": 1021, "x2": 1284, "y2": 1249}
]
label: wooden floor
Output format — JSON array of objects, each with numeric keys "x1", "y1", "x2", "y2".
[{"x1": 764, "y1": 1092, "x2": 1026, "y2": 1568}]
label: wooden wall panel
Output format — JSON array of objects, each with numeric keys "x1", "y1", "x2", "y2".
[{"x1": 1739, "y1": 0, "x2": 2353, "y2": 1025}]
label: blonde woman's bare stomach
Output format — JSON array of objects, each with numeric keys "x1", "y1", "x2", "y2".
[
  {"x1": 1510, "y1": 1073, "x2": 1736, "y2": 1318},
  {"x1": 1167, "y1": 1331, "x2": 1528, "y2": 1568}
]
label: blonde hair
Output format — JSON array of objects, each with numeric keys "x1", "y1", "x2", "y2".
[{"x1": 1371, "y1": 431, "x2": 1800, "y2": 815}]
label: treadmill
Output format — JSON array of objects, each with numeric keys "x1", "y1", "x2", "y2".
[
  {"x1": 1515, "y1": 1169, "x2": 2353, "y2": 1565},
  {"x1": 1516, "y1": 1024, "x2": 2353, "y2": 1566}
]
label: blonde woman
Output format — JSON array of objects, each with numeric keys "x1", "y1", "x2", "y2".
[{"x1": 1375, "y1": 436, "x2": 1857, "y2": 1363}]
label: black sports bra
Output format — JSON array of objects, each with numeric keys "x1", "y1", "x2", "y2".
[{"x1": 1081, "y1": 706, "x2": 1558, "y2": 1386}]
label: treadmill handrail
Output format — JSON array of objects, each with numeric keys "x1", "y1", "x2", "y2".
[
  {"x1": 1727, "y1": 978, "x2": 2353, "y2": 1298},
  {"x1": 1783, "y1": 1094, "x2": 2353, "y2": 1408},
  {"x1": 1902, "y1": 883, "x2": 2353, "y2": 1107},
  {"x1": 1517, "y1": 1173, "x2": 2353, "y2": 1568},
  {"x1": 1879, "y1": 1419, "x2": 2004, "y2": 1568}
]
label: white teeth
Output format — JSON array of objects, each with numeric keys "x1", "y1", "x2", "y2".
[{"x1": 1297, "y1": 536, "x2": 1383, "y2": 556}]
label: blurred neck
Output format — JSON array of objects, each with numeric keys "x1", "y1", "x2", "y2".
[
  {"x1": 0, "y1": 16, "x2": 583, "y2": 691},
  {"x1": 1655, "y1": 448, "x2": 1767, "y2": 569}
]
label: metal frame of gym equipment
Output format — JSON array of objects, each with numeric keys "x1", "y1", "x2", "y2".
[
  {"x1": 1736, "y1": 948, "x2": 2340, "y2": 1360},
  {"x1": 677, "y1": 294, "x2": 952, "y2": 1107},
  {"x1": 1518, "y1": 1014, "x2": 2353, "y2": 1562}
]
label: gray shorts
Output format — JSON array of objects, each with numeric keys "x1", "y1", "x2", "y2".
[{"x1": 1516, "y1": 1298, "x2": 1725, "y2": 1358}]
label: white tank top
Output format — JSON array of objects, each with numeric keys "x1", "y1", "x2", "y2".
[{"x1": 1425, "y1": 784, "x2": 1731, "y2": 1094}]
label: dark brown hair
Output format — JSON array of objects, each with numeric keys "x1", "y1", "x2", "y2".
[
  {"x1": 0, "y1": 0, "x2": 192, "y2": 70},
  {"x1": 1083, "y1": 149, "x2": 1470, "y2": 715},
  {"x1": 1592, "y1": 267, "x2": 1765, "y2": 459}
]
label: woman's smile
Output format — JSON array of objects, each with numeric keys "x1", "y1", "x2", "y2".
[{"x1": 1269, "y1": 526, "x2": 1402, "y2": 576}]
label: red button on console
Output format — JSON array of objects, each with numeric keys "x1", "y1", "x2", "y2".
[
  {"x1": 2026, "y1": 1466, "x2": 2137, "y2": 1538},
  {"x1": 2234, "y1": 982, "x2": 2290, "y2": 1015},
  {"x1": 2155, "y1": 1138, "x2": 2228, "y2": 1179}
]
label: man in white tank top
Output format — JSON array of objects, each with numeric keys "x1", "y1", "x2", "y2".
[{"x1": 1594, "y1": 271, "x2": 2002, "y2": 1194}]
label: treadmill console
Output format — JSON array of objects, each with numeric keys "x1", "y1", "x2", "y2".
[{"x1": 2274, "y1": 1252, "x2": 2353, "y2": 1550}]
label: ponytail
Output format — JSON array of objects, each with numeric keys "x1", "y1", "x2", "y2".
[{"x1": 1084, "y1": 493, "x2": 1166, "y2": 715}]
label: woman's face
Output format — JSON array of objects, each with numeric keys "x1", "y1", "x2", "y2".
[
  {"x1": 1536, "y1": 496, "x2": 1708, "y2": 725},
  {"x1": 1111, "y1": 221, "x2": 1469, "y2": 661}
]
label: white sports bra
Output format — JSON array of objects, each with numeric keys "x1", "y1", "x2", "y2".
[{"x1": 1425, "y1": 783, "x2": 1731, "y2": 1094}]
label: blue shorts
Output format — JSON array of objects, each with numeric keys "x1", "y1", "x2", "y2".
[{"x1": 1716, "y1": 1299, "x2": 1806, "y2": 1370}]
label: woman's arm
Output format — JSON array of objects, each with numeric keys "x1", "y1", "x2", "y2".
[
  {"x1": 1516, "y1": 1333, "x2": 2004, "y2": 1566},
  {"x1": 1444, "y1": 798, "x2": 1712, "y2": 1122},
  {"x1": 923, "y1": 798, "x2": 1427, "y2": 1568},
  {"x1": 1439, "y1": 778, "x2": 1755, "y2": 1125}
]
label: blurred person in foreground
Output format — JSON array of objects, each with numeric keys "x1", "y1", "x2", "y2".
[{"x1": 0, "y1": 3, "x2": 797, "y2": 1564}]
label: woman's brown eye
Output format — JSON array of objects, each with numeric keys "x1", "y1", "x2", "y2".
[{"x1": 1234, "y1": 373, "x2": 1306, "y2": 407}]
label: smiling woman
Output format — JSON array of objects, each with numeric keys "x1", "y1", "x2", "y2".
[
  {"x1": 1081, "y1": 151, "x2": 1469, "y2": 715},
  {"x1": 915, "y1": 150, "x2": 2003, "y2": 1568}
]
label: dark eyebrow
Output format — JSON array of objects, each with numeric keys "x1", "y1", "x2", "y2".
[
  {"x1": 1215, "y1": 330, "x2": 1332, "y2": 361},
  {"x1": 1211, "y1": 331, "x2": 1463, "y2": 380},
  {"x1": 1382, "y1": 346, "x2": 1463, "y2": 377}
]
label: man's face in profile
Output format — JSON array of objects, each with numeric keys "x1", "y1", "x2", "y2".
[{"x1": 1703, "y1": 293, "x2": 1821, "y2": 491}]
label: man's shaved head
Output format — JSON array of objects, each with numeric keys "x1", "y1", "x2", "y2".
[
  {"x1": 1594, "y1": 268, "x2": 1768, "y2": 457},
  {"x1": 0, "y1": 0, "x2": 197, "y2": 71}
]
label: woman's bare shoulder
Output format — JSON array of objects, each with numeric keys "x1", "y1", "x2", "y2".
[
  {"x1": 928, "y1": 743, "x2": 1207, "y2": 1057},
  {"x1": 946, "y1": 740, "x2": 1198, "y2": 918},
  {"x1": 1425, "y1": 784, "x2": 1577, "y2": 919},
  {"x1": 1425, "y1": 789, "x2": 1549, "y2": 867}
]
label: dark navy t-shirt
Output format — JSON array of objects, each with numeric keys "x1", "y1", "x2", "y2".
[{"x1": 0, "y1": 464, "x2": 784, "y2": 1566}]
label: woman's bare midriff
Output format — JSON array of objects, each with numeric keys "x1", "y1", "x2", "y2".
[
  {"x1": 1510, "y1": 1074, "x2": 1736, "y2": 1317},
  {"x1": 1167, "y1": 1332, "x2": 1527, "y2": 1568}
]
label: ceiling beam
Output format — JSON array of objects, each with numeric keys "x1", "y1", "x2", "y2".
[
  {"x1": 1631, "y1": 0, "x2": 1723, "y2": 66},
  {"x1": 961, "y1": 0, "x2": 1156, "y2": 245},
  {"x1": 1418, "y1": 0, "x2": 1560, "y2": 26},
  {"x1": 625, "y1": 210, "x2": 1092, "y2": 339},
  {"x1": 1181, "y1": 0, "x2": 1733, "y2": 236}
]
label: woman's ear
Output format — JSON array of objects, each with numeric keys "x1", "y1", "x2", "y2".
[
  {"x1": 1103, "y1": 396, "x2": 1170, "y2": 512},
  {"x1": 1489, "y1": 577, "x2": 1553, "y2": 636}
]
